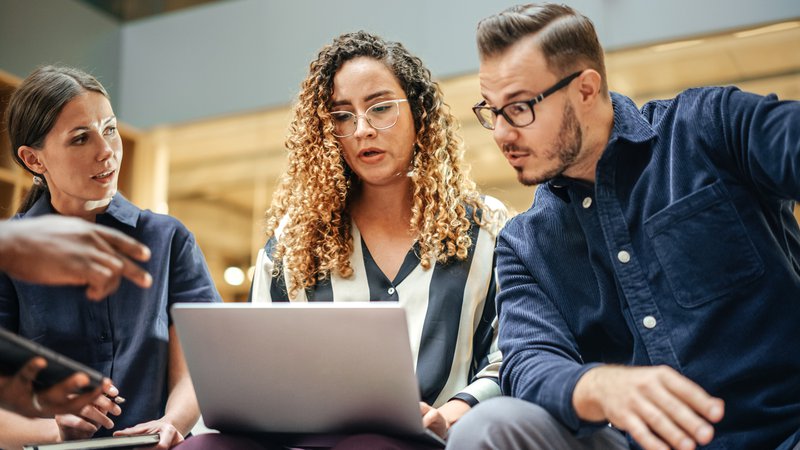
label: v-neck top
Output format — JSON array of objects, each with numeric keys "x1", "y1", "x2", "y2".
[{"x1": 250, "y1": 197, "x2": 505, "y2": 407}]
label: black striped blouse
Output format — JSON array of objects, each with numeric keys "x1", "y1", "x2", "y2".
[{"x1": 250, "y1": 197, "x2": 505, "y2": 407}]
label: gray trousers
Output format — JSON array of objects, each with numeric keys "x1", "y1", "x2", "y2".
[{"x1": 446, "y1": 397, "x2": 628, "y2": 450}]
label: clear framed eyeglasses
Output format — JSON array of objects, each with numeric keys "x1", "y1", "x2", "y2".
[{"x1": 329, "y1": 99, "x2": 409, "y2": 138}]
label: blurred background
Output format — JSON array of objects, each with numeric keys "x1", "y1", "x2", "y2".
[{"x1": 1, "y1": 0, "x2": 798, "y2": 300}]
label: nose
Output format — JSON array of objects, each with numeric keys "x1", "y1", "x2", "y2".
[
  {"x1": 97, "y1": 134, "x2": 115, "y2": 161},
  {"x1": 492, "y1": 115, "x2": 518, "y2": 147},
  {"x1": 352, "y1": 115, "x2": 376, "y2": 139}
]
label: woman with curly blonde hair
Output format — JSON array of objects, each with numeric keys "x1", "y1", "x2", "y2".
[{"x1": 176, "y1": 31, "x2": 506, "y2": 450}]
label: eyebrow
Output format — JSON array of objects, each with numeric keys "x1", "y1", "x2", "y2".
[
  {"x1": 67, "y1": 116, "x2": 117, "y2": 134},
  {"x1": 485, "y1": 89, "x2": 536, "y2": 106},
  {"x1": 331, "y1": 90, "x2": 395, "y2": 108}
]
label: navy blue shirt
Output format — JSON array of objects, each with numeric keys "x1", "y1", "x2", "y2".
[
  {"x1": 0, "y1": 193, "x2": 220, "y2": 435},
  {"x1": 497, "y1": 88, "x2": 800, "y2": 449}
]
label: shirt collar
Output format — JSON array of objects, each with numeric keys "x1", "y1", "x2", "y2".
[
  {"x1": 24, "y1": 192, "x2": 140, "y2": 228},
  {"x1": 608, "y1": 91, "x2": 657, "y2": 145},
  {"x1": 545, "y1": 92, "x2": 656, "y2": 202}
]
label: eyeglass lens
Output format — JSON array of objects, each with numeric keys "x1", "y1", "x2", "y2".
[{"x1": 331, "y1": 100, "x2": 402, "y2": 137}]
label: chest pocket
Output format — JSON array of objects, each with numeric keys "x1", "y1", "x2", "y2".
[{"x1": 644, "y1": 180, "x2": 764, "y2": 308}]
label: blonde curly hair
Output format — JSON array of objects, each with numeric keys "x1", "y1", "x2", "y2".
[{"x1": 265, "y1": 31, "x2": 498, "y2": 299}]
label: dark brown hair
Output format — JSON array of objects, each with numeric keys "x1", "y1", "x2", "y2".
[
  {"x1": 5, "y1": 65, "x2": 109, "y2": 213},
  {"x1": 477, "y1": 3, "x2": 608, "y2": 94}
]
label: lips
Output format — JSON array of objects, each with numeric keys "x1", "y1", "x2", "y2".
[
  {"x1": 92, "y1": 169, "x2": 116, "y2": 181},
  {"x1": 502, "y1": 146, "x2": 531, "y2": 167},
  {"x1": 358, "y1": 148, "x2": 385, "y2": 158}
]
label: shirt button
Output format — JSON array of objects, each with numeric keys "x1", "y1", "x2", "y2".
[
  {"x1": 617, "y1": 250, "x2": 631, "y2": 263},
  {"x1": 582, "y1": 197, "x2": 592, "y2": 208},
  {"x1": 642, "y1": 316, "x2": 657, "y2": 329},
  {"x1": 387, "y1": 287, "x2": 395, "y2": 295}
]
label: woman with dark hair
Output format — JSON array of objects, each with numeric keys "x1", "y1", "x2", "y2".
[
  {"x1": 0, "y1": 66, "x2": 220, "y2": 450},
  {"x1": 176, "y1": 30, "x2": 506, "y2": 450}
]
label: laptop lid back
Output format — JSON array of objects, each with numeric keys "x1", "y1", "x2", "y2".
[{"x1": 172, "y1": 303, "x2": 426, "y2": 437}]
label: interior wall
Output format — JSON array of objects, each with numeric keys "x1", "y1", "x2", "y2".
[
  {"x1": 0, "y1": 0, "x2": 122, "y2": 109},
  {"x1": 117, "y1": 0, "x2": 800, "y2": 128}
]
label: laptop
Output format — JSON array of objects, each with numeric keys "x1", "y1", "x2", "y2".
[{"x1": 172, "y1": 303, "x2": 446, "y2": 447}]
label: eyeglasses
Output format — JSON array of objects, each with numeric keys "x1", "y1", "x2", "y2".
[
  {"x1": 329, "y1": 99, "x2": 409, "y2": 138},
  {"x1": 472, "y1": 71, "x2": 583, "y2": 130}
]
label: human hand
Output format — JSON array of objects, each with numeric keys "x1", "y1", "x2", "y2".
[
  {"x1": 56, "y1": 384, "x2": 122, "y2": 441},
  {"x1": 114, "y1": 418, "x2": 183, "y2": 450},
  {"x1": 0, "y1": 216, "x2": 152, "y2": 300},
  {"x1": 0, "y1": 357, "x2": 109, "y2": 418},
  {"x1": 420, "y1": 402, "x2": 449, "y2": 439},
  {"x1": 573, "y1": 365, "x2": 725, "y2": 450}
]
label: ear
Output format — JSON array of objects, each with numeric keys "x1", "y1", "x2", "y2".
[
  {"x1": 574, "y1": 69, "x2": 603, "y2": 106},
  {"x1": 17, "y1": 146, "x2": 46, "y2": 175}
]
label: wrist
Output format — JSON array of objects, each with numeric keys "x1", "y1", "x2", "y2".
[{"x1": 572, "y1": 366, "x2": 606, "y2": 422}]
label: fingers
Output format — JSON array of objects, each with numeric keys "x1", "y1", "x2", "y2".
[
  {"x1": 117, "y1": 253, "x2": 153, "y2": 290},
  {"x1": 419, "y1": 401, "x2": 432, "y2": 415},
  {"x1": 646, "y1": 376, "x2": 716, "y2": 447},
  {"x1": 17, "y1": 357, "x2": 47, "y2": 384},
  {"x1": 663, "y1": 370, "x2": 725, "y2": 425},
  {"x1": 38, "y1": 371, "x2": 91, "y2": 407},
  {"x1": 419, "y1": 403, "x2": 448, "y2": 439},
  {"x1": 622, "y1": 413, "x2": 671, "y2": 450},
  {"x1": 95, "y1": 227, "x2": 152, "y2": 263},
  {"x1": 114, "y1": 421, "x2": 183, "y2": 450},
  {"x1": 633, "y1": 367, "x2": 724, "y2": 450},
  {"x1": 155, "y1": 426, "x2": 182, "y2": 450},
  {"x1": 57, "y1": 413, "x2": 100, "y2": 439},
  {"x1": 421, "y1": 407, "x2": 439, "y2": 429}
]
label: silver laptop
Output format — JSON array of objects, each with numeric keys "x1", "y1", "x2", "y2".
[{"x1": 172, "y1": 303, "x2": 446, "y2": 447}]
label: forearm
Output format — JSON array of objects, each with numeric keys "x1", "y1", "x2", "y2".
[
  {"x1": 0, "y1": 409, "x2": 60, "y2": 450},
  {"x1": 163, "y1": 325, "x2": 199, "y2": 436},
  {"x1": 162, "y1": 375, "x2": 199, "y2": 436}
]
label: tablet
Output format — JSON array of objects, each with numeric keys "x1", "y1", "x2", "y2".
[
  {"x1": 23, "y1": 433, "x2": 160, "y2": 450},
  {"x1": 0, "y1": 327, "x2": 104, "y2": 392}
]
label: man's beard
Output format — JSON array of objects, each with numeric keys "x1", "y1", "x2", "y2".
[{"x1": 518, "y1": 101, "x2": 583, "y2": 186}]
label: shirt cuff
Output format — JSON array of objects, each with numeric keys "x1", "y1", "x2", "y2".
[{"x1": 452, "y1": 377, "x2": 501, "y2": 406}]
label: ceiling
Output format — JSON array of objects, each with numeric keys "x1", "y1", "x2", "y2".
[{"x1": 79, "y1": 0, "x2": 225, "y2": 21}]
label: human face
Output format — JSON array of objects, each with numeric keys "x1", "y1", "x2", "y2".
[
  {"x1": 19, "y1": 90, "x2": 121, "y2": 216},
  {"x1": 330, "y1": 57, "x2": 416, "y2": 189},
  {"x1": 479, "y1": 39, "x2": 584, "y2": 186}
]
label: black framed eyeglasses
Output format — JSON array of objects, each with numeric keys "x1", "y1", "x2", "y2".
[
  {"x1": 329, "y1": 99, "x2": 409, "y2": 138},
  {"x1": 472, "y1": 71, "x2": 583, "y2": 130}
]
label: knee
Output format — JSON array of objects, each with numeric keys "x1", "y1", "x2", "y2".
[
  {"x1": 447, "y1": 397, "x2": 559, "y2": 449},
  {"x1": 333, "y1": 433, "x2": 413, "y2": 450},
  {"x1": 459, "y1": 397, "x2": 547, "y2": 428},
  {"x1": 173, "y1": 434, "x2": 266, "y2": 450}
]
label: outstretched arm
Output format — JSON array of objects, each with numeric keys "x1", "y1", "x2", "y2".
[{"x1": 0, "y1": 216, "x2": 152, "y2": 300}]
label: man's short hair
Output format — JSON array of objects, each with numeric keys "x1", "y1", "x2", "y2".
[{"x1": 477, "y1": 3, "x2": 608, "y2": 94}]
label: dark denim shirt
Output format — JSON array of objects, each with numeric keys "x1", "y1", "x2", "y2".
[
  {"x1": 0, "y1": 193, "x2": 220, "y2": 435},
  {"x1": 497, "y1": 88, "x2": 800, "y2": 449}
]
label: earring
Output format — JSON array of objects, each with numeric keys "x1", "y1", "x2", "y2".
[
  {"x1": 32, "y1": 175, "x2": 44, "y2": 186},
  {"x1": 407, "y1": 145, "x2": 420, "y2": 177}
]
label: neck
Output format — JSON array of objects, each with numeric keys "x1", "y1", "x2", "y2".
[
  {"x1": 564, "y1": 94, "x2": 615, "y2": 184},
  {"x1": 350, "y1": 181, "x2": 413, "y2": 226},
  {"x1": 50, "y1": 195, "x2": 112, "y2": 222}
]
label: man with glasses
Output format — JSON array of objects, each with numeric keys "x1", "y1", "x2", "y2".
[{"x1": 446, "y1": 3, "x2": 800, "y2": 450}]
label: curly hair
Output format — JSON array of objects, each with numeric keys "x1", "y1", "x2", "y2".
[{"x1": 265, "y1": 31, "x2": 499, "y2": 299}]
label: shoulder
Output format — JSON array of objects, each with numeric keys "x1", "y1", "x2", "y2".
[
  {"x1": 468, "y1": 195, "x2": 509, "y2": 232},
  {"x1": 640, "y1": 86, "x2": 737, "y2": 121},
  {"x1": 137, "y1": 209, "x2": 192, "y2": 237},
  {"x1": 499, "y1": 185, "x2": 564, "y2": 242}
]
